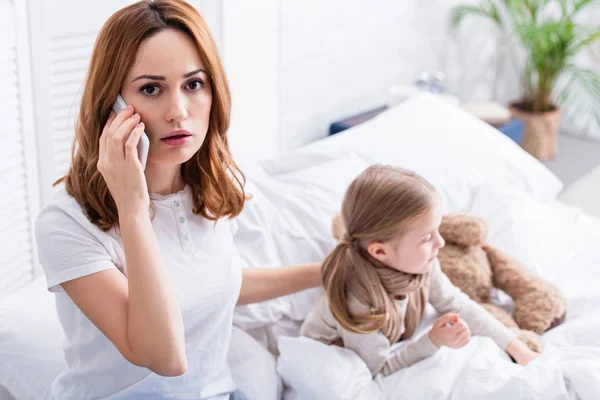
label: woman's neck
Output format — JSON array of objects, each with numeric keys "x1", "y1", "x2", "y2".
[{"x1": 144, "y1": 162, "x2": 186, "y2": 195}]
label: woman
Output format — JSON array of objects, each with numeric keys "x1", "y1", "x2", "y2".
[{"x1": 34, "y1": 1, "x2": 321, "y2": 399}]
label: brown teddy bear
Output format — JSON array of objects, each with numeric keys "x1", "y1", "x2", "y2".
[{"x1": 437, "y1": 213, "x2": 568, "y2": 353}]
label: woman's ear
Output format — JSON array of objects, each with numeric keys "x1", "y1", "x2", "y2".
[{"x1": 367, "y1": 242, "x2": 388, "y2": 263}]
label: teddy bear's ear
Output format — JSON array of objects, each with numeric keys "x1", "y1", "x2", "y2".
[
  {"x1": 332, "y1": 213, "x2": 344, "y2": 240},
  {"x1": 439, "y1": 213, "x2": 488, "y2": 246}
]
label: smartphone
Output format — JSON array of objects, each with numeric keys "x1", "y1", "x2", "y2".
[{"x1": 112, "y1": 94, "x2": 150, "y2": 170}]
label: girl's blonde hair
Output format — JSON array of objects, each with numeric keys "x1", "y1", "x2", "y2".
[
  {"x1": 323, "y1": 165, "x2": 438, "y2": 341},
  {"x1": 55, "y1": 0, "x2": 245, "y2": 230}
]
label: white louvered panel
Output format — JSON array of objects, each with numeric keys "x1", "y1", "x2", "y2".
[
  {"x1": 43, "y1": 0, "x2": 138, "y2": 182},
  {"x1": 0, "y1": 0, "x2": 35, "y2": 295},
  {"x1": 48, "y1": 32, "x2": 94, "y2": 178}
]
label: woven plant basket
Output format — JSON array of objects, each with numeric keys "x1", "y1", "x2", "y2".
[{"x1": 510, "y1": 104, "x2": 561, "y2": 160}]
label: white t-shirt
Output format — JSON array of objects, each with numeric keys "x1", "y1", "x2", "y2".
[{"x1": 34, "y1": 185, "x2": 242, "y2": 400}]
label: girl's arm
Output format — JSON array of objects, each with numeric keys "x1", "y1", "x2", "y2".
[
  {"x1": 428, "y1": 261, "x2": 517, "y2": 354},
  {"x1": 505, "y1": 337, "x2": 539, "y2": 365},
  {"x1": 379, "y1": 332, "x2": 439, "y2": 376},
  {"x1": 237, "y1": 262, "x2": 322, "y2": 305}
]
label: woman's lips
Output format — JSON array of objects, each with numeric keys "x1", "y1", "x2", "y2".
[{"x1": 161, "y1": 130, "x2": 192, "y2": 146}]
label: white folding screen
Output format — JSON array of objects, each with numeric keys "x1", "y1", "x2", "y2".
[{"x1": 0, "y1": 0, "x2": 41, "y2": 294}]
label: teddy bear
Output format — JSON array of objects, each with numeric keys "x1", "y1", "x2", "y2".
[{"x1": 437, "y1": 212, "x2": 568, "y2": 353}]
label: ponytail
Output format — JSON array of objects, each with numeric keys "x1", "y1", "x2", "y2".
[
  {"x1": 322, "y1": 242, "x2": 388, "y2": 335},
  {"x1": 323, "y1": 165, "x2": 437, "y2": 343}
]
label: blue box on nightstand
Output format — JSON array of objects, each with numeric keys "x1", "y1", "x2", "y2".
[{"x1": 496, "y1": 119, "x2": 524, "y2": 145}]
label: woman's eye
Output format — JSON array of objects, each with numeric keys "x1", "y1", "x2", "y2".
[
  {"x1": 424, "y1": 234, "x2": 433, "y2": 242},
  {"x1": 186, "y1": 79, "x2": 204, "y2": 90},
  {"x1": 140, "y1": 84, "x2": 160, "y2": 96}
]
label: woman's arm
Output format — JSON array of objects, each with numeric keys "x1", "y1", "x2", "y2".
[
  {"x1": 237, "y1": 262, "x2": 322, "y2": 305},
  {"x1": 62, "y1": 213, "x2": 187, "y2": 376},
  {"x1": 62, "y1": 108, "x2": 186, "y2": 376}
]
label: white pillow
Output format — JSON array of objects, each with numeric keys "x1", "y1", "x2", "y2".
[
  {"x1": 228, "y1": 327, "x2": 282, "y2": 400},
  {"x1": 0, "y1": 385, "x2": 15, "y2": 400},
  {"x1": 558, "y1": 163, "x2": 600, "y2": 218},
  {"x1": 262, "y1": 94, "x2": 563, "y2": 212},
  {"x1": 0, "y1": 277, "x2": 65, "y2": 400},
  {"x1": 277, "y1": 336, "x2": 386, "y2": 400},
  {"x1": 469, "y1": 183, "x2": 600, "y2": 290},
  {"x1": 234, "y1": 152, "x2": 372, "y2": 331}
]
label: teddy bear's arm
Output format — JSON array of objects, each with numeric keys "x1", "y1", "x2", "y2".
[{"x1": 483, "y1": 244, "x2": 568, "y2": 334}]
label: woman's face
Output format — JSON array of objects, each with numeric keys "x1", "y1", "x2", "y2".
[{"x1": 121, "y1": 28, "x2": 212, "y2": 167}]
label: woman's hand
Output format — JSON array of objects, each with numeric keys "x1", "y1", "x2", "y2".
[
  {"x1": 97, "y1": 105, "x2": 149, "y2": 216},
  {"x1": 505, "y1": 338, "x2": 539, "y2": 366},
  {"x1": 429, "y1": 313, "x2": 471, "y2": 349}
]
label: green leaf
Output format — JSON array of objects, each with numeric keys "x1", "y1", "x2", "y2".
[
  {"x1": 451, "y1": 3, "x2": 501, "y2": 27},
  {"x1": 563, "y1": 65, "x2": 600, "y2": 103},
  {"x1": 572, "y1": 28, "x2": 600, "y2": 52},
  {"x1": 557, "y1": 65, "x2": 600, "y2": 134},
  {"x1": 573, "y1": 0, "x2": 600, "y2": 13},
  {"x1": 557, "y1": 0, "x2": 570, "y2": 15}
]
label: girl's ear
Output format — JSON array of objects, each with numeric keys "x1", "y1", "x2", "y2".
[{"x1": 367, "y1": 242, "x2": 388, "y2": 263}]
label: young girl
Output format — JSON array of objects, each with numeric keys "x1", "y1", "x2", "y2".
[
  {"x1": 34, "y1": 1, "x2": 321, "y2": 399},
  {"x1": 301, "y1": 165, "x2": 538, "y2": 377}
]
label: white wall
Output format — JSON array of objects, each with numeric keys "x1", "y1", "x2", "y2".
[
  {"x1": 221, "y1": 0, "x2": 279, "y2": 162},
  {"x1": 223, "y1": 0, "x2": 463, "y2": 155},
  {"x1": 277, "y1": 0, "x2": 444, "y2": 150}
]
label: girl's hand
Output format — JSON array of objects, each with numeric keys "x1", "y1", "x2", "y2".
[
  {"x1": 97, "y1": 106, "x2": 149, "y2": 216},
  {"x1": 506, "y1": 338, "x2": 539, "y2": 366},
  {"x1": 429, "y1": 313, "x2": 471, "y2": 349}
]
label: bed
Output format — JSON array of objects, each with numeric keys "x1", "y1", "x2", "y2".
[{"x1": 2, "y1": 95, "x2": 599, "y2": 399}]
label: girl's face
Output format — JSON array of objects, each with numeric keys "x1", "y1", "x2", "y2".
[
  {"x1": 367, "y1": 199, "x2": 445, "y2": 274},
  {"x1": 121, "y1": 28, "x2": 212, "y2": 168}
]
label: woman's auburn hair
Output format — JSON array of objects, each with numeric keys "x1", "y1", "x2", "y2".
[{"x1": 55, "y1": 0, "x2": 245, "y2": 230}]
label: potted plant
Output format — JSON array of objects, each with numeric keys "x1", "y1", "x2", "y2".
[{"x1": 451, "y1": 0, "x2": 600, "y2": 159}]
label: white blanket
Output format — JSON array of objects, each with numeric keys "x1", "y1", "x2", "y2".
[{"x1": 278, "y1": 319, "x2": 600, "y2": 400}]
